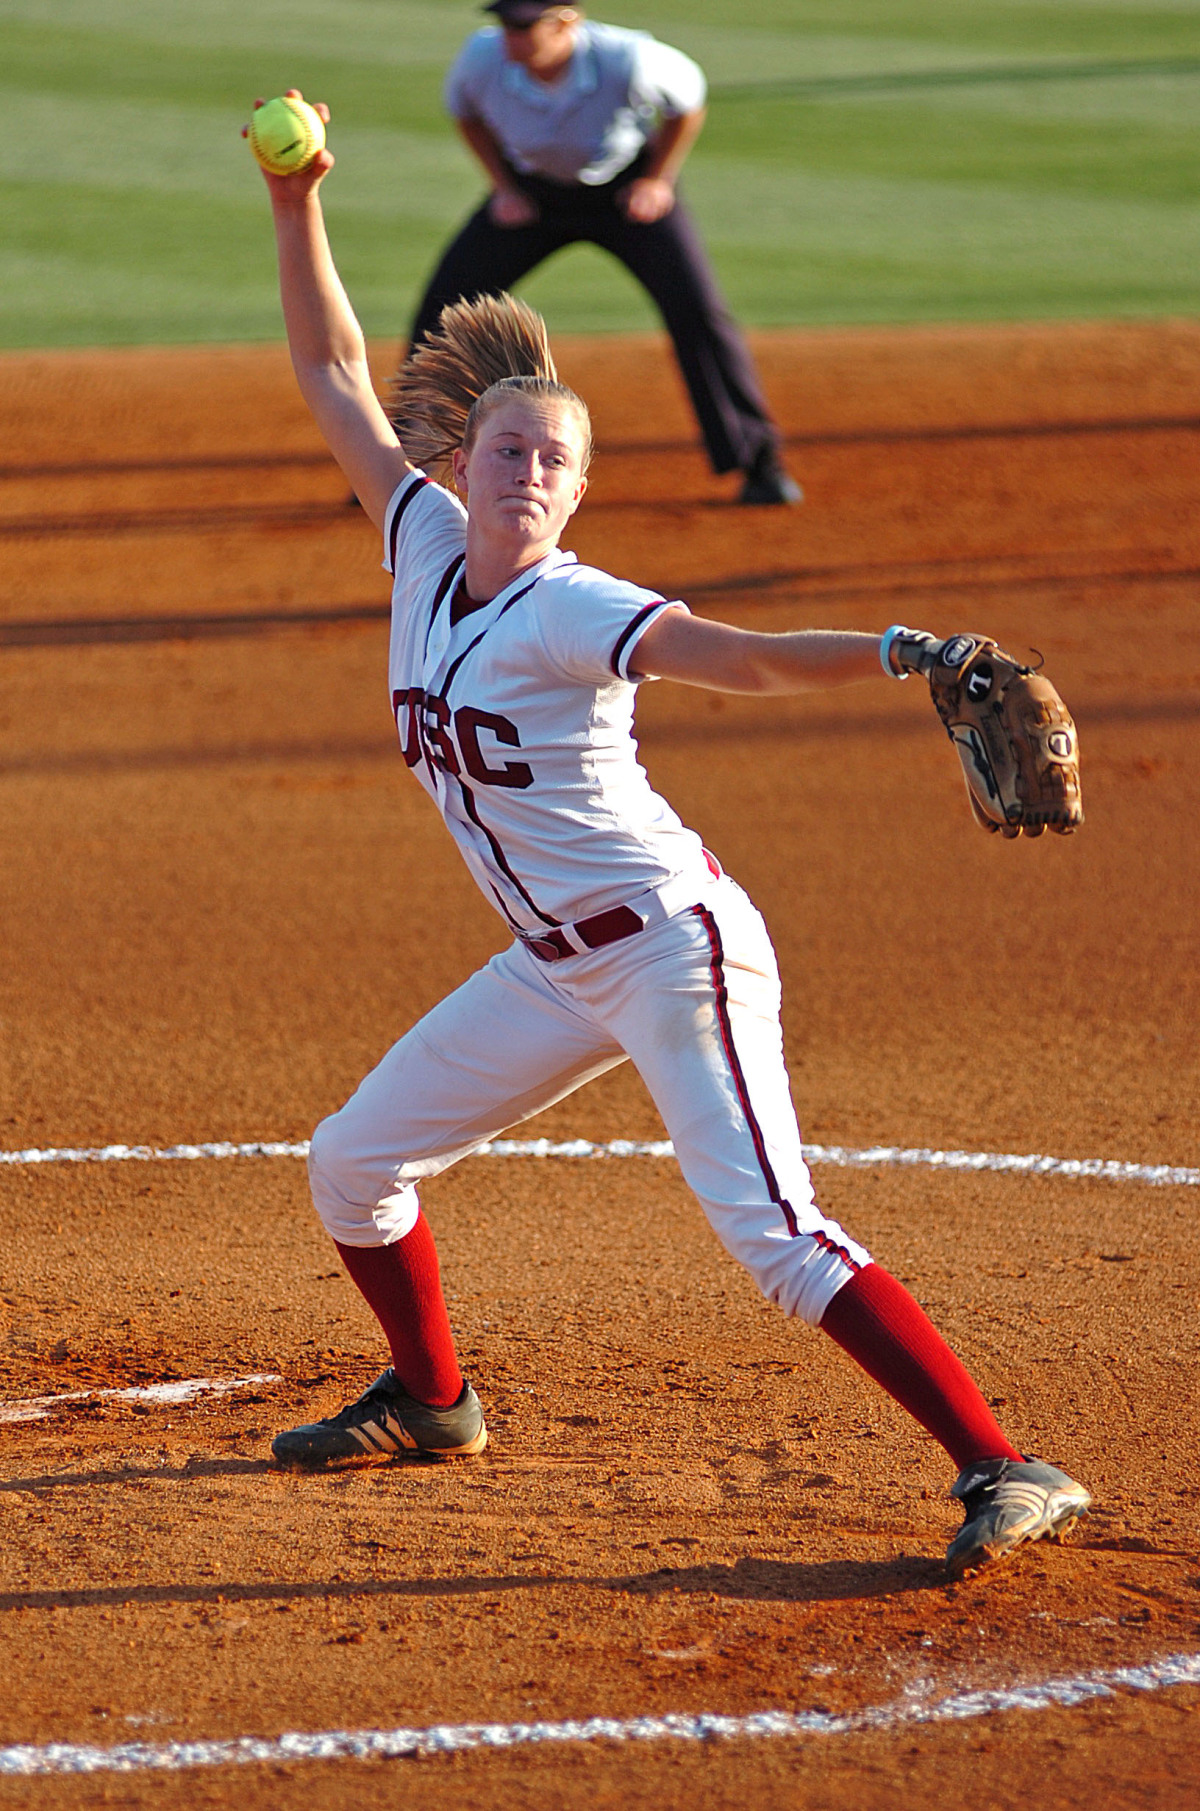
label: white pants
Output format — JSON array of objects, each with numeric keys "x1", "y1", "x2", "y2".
[{"x1": 308, "y1": 876, "x2": 871, "y2": 1326}]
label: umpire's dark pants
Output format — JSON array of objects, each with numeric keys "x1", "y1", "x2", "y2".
[{"x1": 409, "y1": 164, "x2": 781, "y2": 476}]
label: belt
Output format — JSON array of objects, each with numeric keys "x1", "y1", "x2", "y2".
[{"x1": 521, "y1": 853, "x2": 721, "y2": 964}]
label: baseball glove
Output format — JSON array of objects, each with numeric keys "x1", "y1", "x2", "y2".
[{"x1": 885, "y1": 628, "x2": 1083, "y2": 838}]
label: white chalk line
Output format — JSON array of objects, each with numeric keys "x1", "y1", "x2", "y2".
[
  {"x1": 0, "y1": 1375, "x2": 281, "y2": 1425},
  {"x1": 0, "y1": 1136, "x2": 1196, "y2": 1188},
  {"x1": 3, "y1": 1651, "x2": 1198, "y2": 1775}
]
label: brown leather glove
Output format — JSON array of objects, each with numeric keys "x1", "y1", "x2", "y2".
[{"x1": 885, "y1": 629, "x2": 1083, "y2": 838}]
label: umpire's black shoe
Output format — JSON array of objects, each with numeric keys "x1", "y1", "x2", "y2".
[
  {"x1": 271, "y1": 1369, "x2": 487, "y2": 1469},
  {"x1": 738, "y1": 451, "x2": 803, "y2": 506}
]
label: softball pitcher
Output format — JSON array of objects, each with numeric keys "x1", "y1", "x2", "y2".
[{"x1": 252, "y1": 96, "x2": 1090, "y2": 1579}]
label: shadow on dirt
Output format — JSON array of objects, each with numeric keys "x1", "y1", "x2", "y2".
[
  {"x1": 0, "y1": 1551, "x2": 942, "y2": 1617},
  {"x1": 2, "y1": 689, "x2": 1194, "y2": 782},
  {"x1": 0, "y1": 1456, "x2": 274, "y2": 1494},
  {"x1": 617, "y1": 1552, "x2": 943, "y2": 1602}
]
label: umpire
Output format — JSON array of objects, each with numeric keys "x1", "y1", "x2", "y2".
[{"x1": 408, "y1": 0, "x2": 801, "y2": 504}]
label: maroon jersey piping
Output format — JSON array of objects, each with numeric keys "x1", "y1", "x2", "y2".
[{"x1": 387, "y1": 474, "x2": 429, "y2": 573}]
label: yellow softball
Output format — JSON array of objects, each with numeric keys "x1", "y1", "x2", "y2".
[{"x1": 248, "y1": 95, "x2": 326, "y2": 176}]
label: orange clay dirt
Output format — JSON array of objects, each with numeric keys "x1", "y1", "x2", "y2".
[{"x1": 0, "y1": 320, "x2": 1198, "y2": 1809}]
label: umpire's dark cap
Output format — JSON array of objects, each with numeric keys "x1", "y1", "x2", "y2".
[{"x1": 483, "y1": 1, "x2": 570, "y2": 19}]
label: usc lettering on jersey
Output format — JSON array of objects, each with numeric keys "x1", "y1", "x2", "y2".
[{"x1": 383, "y1": 471, "x2": 709, "y2": 932}]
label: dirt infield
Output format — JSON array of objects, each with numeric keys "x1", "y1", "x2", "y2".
[{"x1": 1, "y1": 320, "x2": 1199, "y2": 1808}]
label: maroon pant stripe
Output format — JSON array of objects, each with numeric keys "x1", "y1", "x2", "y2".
[
  {"x1": 811, "y1": 1226, "x2": 863, "y2": 1275},
  {"x1": 693, "y1": 903, "x2": 800, "y2": 1239}
]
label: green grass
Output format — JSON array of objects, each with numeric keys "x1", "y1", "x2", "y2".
[{"x1": 2, "y1": 0, "x2": 1199, "y2": 346}]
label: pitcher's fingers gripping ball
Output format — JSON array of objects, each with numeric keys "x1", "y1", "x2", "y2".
[
  {"x1": 246, "y1": 94, "x2": 326, "y2": 175},
  {"x1": 882, "y1": 626, "x2": 1083, "y2": 838}
]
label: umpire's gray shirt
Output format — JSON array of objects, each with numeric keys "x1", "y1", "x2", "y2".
[{"x1": 444, "y1": 21, "x2": 706, "y2": 186}]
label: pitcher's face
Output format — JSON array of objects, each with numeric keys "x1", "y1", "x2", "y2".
[{"x1": 454, "y1": 397, "x2": 588, "y2": 547}]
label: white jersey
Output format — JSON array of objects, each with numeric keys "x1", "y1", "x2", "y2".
[{"x1": 382, "y1": 471, "x2": 710, "y2": 934}]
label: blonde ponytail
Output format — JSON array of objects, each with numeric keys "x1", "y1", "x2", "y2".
[{"x1": 388, "y1": 293, "x2": 592, "y2": 483}]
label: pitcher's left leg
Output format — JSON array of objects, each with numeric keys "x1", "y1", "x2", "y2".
[
  {"x1": 589, "y1": 882, "x2": 1065, "y2": 1565},
  {"x1": 593, "y1": 880, "x2": 869, "y2": 1324}
]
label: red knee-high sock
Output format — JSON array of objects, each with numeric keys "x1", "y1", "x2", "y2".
[
  {"x1": 335, "y1": 1212, "x2": 463, "y2": 1409},
  {"x1": 819, "y1": 1263, "x2": 1022, "y2": 1472}
]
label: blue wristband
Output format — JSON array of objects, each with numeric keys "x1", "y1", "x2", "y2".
[{"x1": 879, "y1": 624, "x2": 911, "y2": 679}]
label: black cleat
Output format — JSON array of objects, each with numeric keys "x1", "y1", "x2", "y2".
[
  {"x1": 738, "y1": 457, "x2": 803, "y2": 506},
  {"x1": 945, "y1": 1456, "x2": 1091, "y2": 1579},
  {"x1": 271, "y1": 1369, "x2": 487, "y2": 1469}
]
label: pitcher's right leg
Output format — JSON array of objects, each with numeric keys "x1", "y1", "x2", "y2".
[
  {"x1": 306, "y1": 944, "x2": 623, "y2": 1248},
  {"x1": 273, "y1": 946, "x2": 623, "y2": 1469}
]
